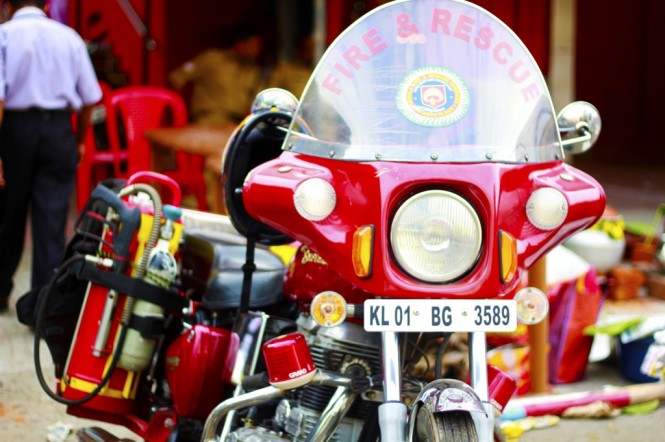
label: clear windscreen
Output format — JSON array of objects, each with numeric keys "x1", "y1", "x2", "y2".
[{"x1": 286, "y1": 0, "x2": 561, "y2": 163}]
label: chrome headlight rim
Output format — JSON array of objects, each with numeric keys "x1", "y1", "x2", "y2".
[{"x1": 390, "y1": 189, "x2": 483, "y2": 284}]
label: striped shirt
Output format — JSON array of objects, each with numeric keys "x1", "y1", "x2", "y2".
[{"x1": 0, "y1": 6, "x2": 101, "y2": 111}]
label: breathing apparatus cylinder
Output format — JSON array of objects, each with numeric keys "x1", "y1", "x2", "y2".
[{"x1": 117, "y1": 205, "x2": 182, "y2": 372}]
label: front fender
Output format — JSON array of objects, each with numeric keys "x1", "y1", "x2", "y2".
[
  {"x1": 407, "y1": 378, "x2": 487, "y2": 440},
  {"x1": 413, "y1": 379, "x2": 486, "y2": 415}
]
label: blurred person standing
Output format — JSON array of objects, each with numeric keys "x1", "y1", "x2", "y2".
[
  {"x1": 169, "y1": 30, "x2": 265, "y2": 126},
  {"x1": 0, "y1": 0, "x2": 102, "y2": 312}
]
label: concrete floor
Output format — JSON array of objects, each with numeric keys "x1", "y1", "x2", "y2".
[{"x1": 1, "y1": 161, "x2": 664, "y2": 441}]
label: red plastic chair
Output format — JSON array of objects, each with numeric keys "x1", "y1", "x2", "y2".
[
  {"x1": 76, "y1": 81, "x2": 123, "y2": 211},
  {"x1": 105, "y1": 86, "x2": 208, "y2": 211}
]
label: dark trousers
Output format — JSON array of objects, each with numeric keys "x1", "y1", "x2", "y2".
[{"x1": 0, "y1": 110, "x2": 77, "y2": 299}]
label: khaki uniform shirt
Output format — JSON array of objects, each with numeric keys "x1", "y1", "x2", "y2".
[
  {"x1": 170, "y1": 48, "x2": 264, "y2": 125},
  {"x1": 266, "y1": 61, "x2": 312, "y2": 99}
]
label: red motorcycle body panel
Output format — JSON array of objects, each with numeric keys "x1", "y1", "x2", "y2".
[
  {"x1": 245, "y1": 152, "x2": 605, "y2": 304},
  {"x1": 66, "y1": 406, "x2": 177, "y2": 442},
  {"x1": 165, "y1": 324, "x2": 238, "y2": 419},
  {"x1": 166, "y1": 324, "x2": 238, "y2": 419}
]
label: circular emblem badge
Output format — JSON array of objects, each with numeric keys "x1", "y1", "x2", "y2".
[{"x1": 396, "y1": 67, "x2": 470, "y2": 127}]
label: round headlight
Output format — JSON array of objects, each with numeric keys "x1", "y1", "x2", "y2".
[{"x1": 391, "y1": 190, "x2": 482, "y2": 282}]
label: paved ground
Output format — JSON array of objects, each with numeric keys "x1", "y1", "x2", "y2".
[
  {"x1": 1, "y1": 161, "x2": 664, "y2": 441},
  {"x1": 517, "y1": 362, "x2": 665, "y2": 442}
]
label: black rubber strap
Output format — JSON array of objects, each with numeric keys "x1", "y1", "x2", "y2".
[
  {"x1": 128, "y1": 313, "x2": 165, "y2": 339},
  {"x1": 75, "y1": 260, "x2": 188, "y2": 311}
]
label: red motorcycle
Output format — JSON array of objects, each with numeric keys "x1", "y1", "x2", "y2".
[
  {"x1": 202, "y1": 0, "x2": 605, "y2": 441},
  {"x1": 30, "y1": 1, "x2": 604, "y2": 440}
]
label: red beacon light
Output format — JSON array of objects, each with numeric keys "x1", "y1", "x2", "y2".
[{"x1": 262, "y1": 333, "x2": 317, "y2": 389}]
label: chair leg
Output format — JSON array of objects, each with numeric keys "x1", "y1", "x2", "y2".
[
  {"x1": 192, "y1": 155, "x2": 209, "y2": 211},
  {"x1": 76, "y1": 162, "x2": 92, "y2": 212},
  {"x1": 193, "y1": 178, "x2": 209, "y2": 211},
  {"x1": 77, "y1": 162, "x2": 118, "y2": 211}
]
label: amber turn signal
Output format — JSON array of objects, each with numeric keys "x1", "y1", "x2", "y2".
[
  {"x1": 352, "y1": 225, "x2": 374, "y2": 278},
  {"x1": 499, "y1": 230, "x2": 517, "y2": 284},
  {"x1": 310, "y1": 291, "x2": 347, "y2": 327}
]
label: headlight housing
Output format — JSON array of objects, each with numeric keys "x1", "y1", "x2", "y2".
[{"x1": 390, "y1": 190, "x2": 482, "y2": 283}]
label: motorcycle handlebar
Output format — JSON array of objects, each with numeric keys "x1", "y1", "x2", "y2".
[
  {"x1": 241, "y1": 372, "x2": 270, "y2": 391},
  {"x1": 347, "y1": 304, "x2": 364, "y2": 319}
]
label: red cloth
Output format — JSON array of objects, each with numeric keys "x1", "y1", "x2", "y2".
[{"x1": 548, "y1": 268, "x2": 603, "y2": 384}]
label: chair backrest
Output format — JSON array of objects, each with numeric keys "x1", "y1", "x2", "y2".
[
  {"x1": 72, "y1": 80, "x2": 112, "y2": 137},
  {"x1": 98, "y1": 81, "x2": 113, "y2": 101},
  {"x1": 106, "y1": 85, "x2": 188, "y2": 175},
  {"x1": 75, "y1": 81, "x2": 119, "y2": 211}
]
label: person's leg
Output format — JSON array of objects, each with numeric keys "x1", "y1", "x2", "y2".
[
  {"x1": 0, "y1": 113, "x2": 38, "y2": 309},
  {"x1": 30, "y1": 112, "x2": 77, "y2": 291}
]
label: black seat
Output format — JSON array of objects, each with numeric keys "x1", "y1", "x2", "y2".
[
  {"x1": 180, "y1": 232, "x2": 285, "y2": 310},
  {"x1": 203, "y1": 243, "x2": 285, "y2": 310}
]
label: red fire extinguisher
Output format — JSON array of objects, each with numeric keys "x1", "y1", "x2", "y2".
[{"x1": 35, "y1": 174, "x2": 186, "y2": 419}]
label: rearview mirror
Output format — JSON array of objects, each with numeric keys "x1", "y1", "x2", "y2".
[{"x1": 557, "y1": 101, "x2": 601, "y2": 155}]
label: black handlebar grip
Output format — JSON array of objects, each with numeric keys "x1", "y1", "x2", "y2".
[{"x1": 241, "y1": 372, "x2": 270, "y2": 391}]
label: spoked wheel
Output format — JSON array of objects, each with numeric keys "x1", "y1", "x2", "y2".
[{"x1": 414, "y1": 407, "x2": 478, "y2": 442}]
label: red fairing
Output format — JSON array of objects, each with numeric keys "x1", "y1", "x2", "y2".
[
  {"x1": 165, "y1": 325, "x2": 238, "y2": 419},
  {"x1": 244, "y1": 152, "x2": 605, "y2": 304}
]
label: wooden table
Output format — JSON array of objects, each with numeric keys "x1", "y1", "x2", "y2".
[
  {"x1": 205, "y1": 152, "x2": 223, "y2": 176},
  {"x1": 144, "y1": 124, "x2": 237, "y2": 213},
  {"x1": 144, "y1": 124, "x2": 237, "y2": 157}
]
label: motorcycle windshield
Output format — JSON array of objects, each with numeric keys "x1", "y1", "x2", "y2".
[{"x1": 286, "y1": 0, "x2": 562, "y2": 163}]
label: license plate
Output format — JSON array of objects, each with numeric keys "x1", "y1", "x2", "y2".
[{"x1": 364, "y1": 299, "x2": 517, "y2": 332}]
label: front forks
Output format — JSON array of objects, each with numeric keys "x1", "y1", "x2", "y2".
[
  {"x1": 380, "y1": 331, "x2": 493, "y2": 442},
  {"x1": 379, "y1": 331, "x2": 407, "y2": 442},
  {"x1": 468, "y1": 331, "x2": 495, "y2": 442}
]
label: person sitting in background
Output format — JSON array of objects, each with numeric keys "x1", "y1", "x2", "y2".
[
  {"x1": 169, "y1": 30, "x2": 264, "y2": 126},
  {"x1": 265, "y1": 36, "x2": 313, "y2": 99}
]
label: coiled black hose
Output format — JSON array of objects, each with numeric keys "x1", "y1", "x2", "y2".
[{"x1": 33, "y1": 254, "x2": 129, "y2": 406}]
